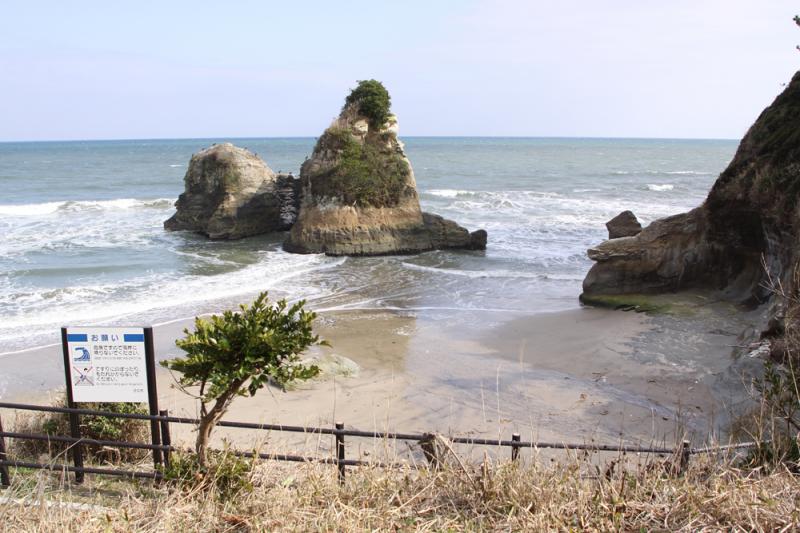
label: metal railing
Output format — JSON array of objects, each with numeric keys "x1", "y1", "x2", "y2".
[{"x1": 0, "y1": 401, "x2": 761, "y2": 487}]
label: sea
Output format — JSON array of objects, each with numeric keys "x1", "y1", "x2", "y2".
[{"x1": 0, "y1": 137, "x2": 737, "y2": 361}]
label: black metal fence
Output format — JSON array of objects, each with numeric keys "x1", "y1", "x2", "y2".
[{"x1": 0, "y1": 401, "x2": 759, "y2": 487}]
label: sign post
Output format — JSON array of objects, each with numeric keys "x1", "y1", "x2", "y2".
[{"x1": 61, "y1": 326, "x2": 161, "y2": 481}]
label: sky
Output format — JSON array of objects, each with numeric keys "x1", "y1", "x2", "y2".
[{"x1": 0, "y1": 1, "x2": 798, "y2": 141}]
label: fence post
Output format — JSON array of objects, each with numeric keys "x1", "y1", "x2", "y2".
[
  {"x1": 335, "y1": 421, "x2": 345, "y2": 484},
  {"x1": 0, "y1": 412, "x2": 10, "y2": 487},
  {"x1": 679, "y1": 440, "x2": 691, "y2": 475},
  {"x1": 511, "y1": 433, "x2": 521, "y2": 462},
  {"x1": 143, "y1": 328, "x2": 163, "y2": 473},
  {"x1": 61, "y1": 328, "x2": 84, "y2": 484},
  {"x1": 159, "y1": 410, "x2": 171, "y2": 471}
]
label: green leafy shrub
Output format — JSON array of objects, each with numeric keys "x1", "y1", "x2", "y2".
[
  {"x1": 161, "y1": 292, "x2": 324, "y2": 466},
  {"x1": 344, "y1": 79, "x2": 392, "y2": 127},
  {"x1": 163, "y1": 449, "x2": 255, "y2": 501}
]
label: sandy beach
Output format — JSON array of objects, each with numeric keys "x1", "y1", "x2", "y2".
[{"x1": 2, "y1": 300, "x2": 750, "y2": 458}]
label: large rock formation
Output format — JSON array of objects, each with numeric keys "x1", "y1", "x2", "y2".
[
  {"x1": 581, "y1": 71, "x2": 800, "y2": 331},
  {"x1": 284, "y1": 83, "x2": 486, "y2": 256},
  {"x1": 164, "y1": 143, "x2": 299, "y2": 239}
]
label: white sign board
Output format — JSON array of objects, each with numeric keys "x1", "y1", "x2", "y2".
[{"x1": 65, "y1": 327, "x2": 149, "y2": 403}]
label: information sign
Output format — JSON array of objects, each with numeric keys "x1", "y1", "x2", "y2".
[{"x1": 63, "y1": 327, "x2": 149, "y2": 402}]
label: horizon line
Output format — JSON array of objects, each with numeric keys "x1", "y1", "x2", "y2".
[{"x1": 0, "y1": 134, "x2": 740, "y2": 144}]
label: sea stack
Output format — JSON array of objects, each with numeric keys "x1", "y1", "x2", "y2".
[
  {"x1": 164, "y1": 143, "x2": 299, "y2": 239},
  {"x1": 284, "y1": 80, "x2": 486, "y2": 256},
  {"x1": 581, "y1": 71, "x2": 800, "y2": 336}
]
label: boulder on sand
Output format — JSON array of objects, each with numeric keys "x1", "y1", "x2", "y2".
[{"x1": 164, "y1": 143, "x2": 298, "y2": 239}]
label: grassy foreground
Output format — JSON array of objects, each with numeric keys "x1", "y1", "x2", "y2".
[{"x1": 1, "y1": 453, "x2": 798, "y2": 531}]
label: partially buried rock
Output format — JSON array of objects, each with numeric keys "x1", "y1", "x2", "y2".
[
  {"x1": 606, "y1": 210, "x2": 642, "y2": 239},
  {"x1": 164, "y1": 143, "x2": 297, "y2": 239},
  {"x1": 284, "y1": 80, "x2": 486, "y2": 256}
]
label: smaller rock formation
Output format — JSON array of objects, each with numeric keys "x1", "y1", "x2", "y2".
[
  {"x1": 423, "y1": 213, "x2": 487, "y2": 250},
  {"x1": 284, "y1": 80, "x2": 486, "y2": 256},
  {"x1": 606, "y1": 210, "x2": 642, "y2": 239},
  {"x1": 582, "y1": 207, "x2": 709, "y2": 296},
  {"x1": 165, "y1": 143, "x2": 299, "y2": 239}
]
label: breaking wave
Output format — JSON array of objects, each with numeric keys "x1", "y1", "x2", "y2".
[{"x1": 0, "y1": 198, "x2": 175, "y2": 216}]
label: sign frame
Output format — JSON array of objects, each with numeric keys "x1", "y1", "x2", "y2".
[{"x1": 61, "y1": 326, "x2": 162, "y2": 482}]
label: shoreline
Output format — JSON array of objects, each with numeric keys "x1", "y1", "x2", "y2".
[{"x1": 1, "y1": 301, "x2": 749, "y2": 451}]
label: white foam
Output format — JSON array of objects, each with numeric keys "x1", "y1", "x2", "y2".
[
  {"x1": 647, "y1": 184, "x2": 674, "y2": 191},
  {"x1": 0, "y1": 253, "x2": 347, "y2": 349},
  {"x1": 662, "y1": 171, "x2": 712, "y2": 176},
  {"x1": 0, "y1": 202, "x2": 63, "y2": 216},
  {"x1": 401, "y1": 262, "x2": 548, "y2": 279},
  {"x1": 426, "y1": 189, "x2": 472, "y2": 198},
  {"x1": 0, "y1": 198, "x2": 175, "y2": 217}
]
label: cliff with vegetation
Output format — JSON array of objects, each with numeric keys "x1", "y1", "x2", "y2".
[
  {"x1": 582, "y1": 71, "x2": 800, "y2": 346},
  {"x1": 284, "y1": 80, "x2": 486, "y2": 256}
]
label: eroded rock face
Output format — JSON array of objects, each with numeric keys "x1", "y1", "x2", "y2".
[
  {"x1": 606, "y1": 210, "x2": 642, "y2": 239},
  {"x1": 583, "y1": 208, "x2": 713, "y2": 295},
  {"x1": 284, "y1": 103, "x2": 486, "y2": 256},
  {"x1": 582, "y1": 71, "x2": 800, "y2": 317},
  {"x1": 164, "y1": 143, "x2": 297, "y2": 239}
]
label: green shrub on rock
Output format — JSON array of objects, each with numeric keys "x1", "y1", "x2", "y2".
[{"x1": 345, "y1": 79, "x2": 392, "y2": 127}]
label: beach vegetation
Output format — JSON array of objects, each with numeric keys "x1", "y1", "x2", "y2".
[
  {"x1": 162, "y1": 447, "x2": 255, "y2": 501},
  {"x1": 344, "y1": 79, "x2": 392, "y2": 127},
  {"x1": 731, "y1": 263, "x2": 800, "y2": 470},
  {"x1": 11, "y1": 398, "x2": 149, "y2": 462},
  {"x1": 4, "y1": 452, "x2": 800, "y2": 531},
  {"x1": 161, "y1": 292, "x2": 323, "y2": 466}
]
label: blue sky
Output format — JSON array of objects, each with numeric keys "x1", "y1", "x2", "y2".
[{"x1": 0, "y1": 1, "x2": 798, "y2": 141}]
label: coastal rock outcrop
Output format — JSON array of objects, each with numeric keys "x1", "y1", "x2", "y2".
[
  {"x1": 164, "y1": 143, "x2": 299, "y2": 239},
  {"x1": 606, "y1": 210, "x2": 642, "y2": 239},
  {"x1": 582, "y1": 71, "x2": 800, "y2": 327},
  {"x1": 284, "y1": 81, "x2": 486, "y2": 256}
]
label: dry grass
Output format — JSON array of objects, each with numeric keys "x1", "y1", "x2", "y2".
[{"x1": 1, "y1": 450, "x2": 798, "y2": 532}]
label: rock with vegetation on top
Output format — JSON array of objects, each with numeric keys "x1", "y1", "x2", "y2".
[
  {"x1": 606, "y1": 210, "x2": 642, "y2": 239},
  {"x1": 284, "y1": 80, "x2": 486, "y2": 256},
  {"x1": 581, "y1": 71, "x2": 800, "y2": 334},
  {"x1": 164, "y1": 143, "x2": 299, "y2": 239}
]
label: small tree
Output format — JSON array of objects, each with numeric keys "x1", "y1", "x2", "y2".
[
  {"x1": 344, "y1": 79, "x2": 392, "y2": 127},
  {"x1": 161, "y1": 292, "x2": 323, "y2": 465}
]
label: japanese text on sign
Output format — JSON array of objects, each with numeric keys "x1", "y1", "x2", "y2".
[{"x1": 64, "y1": 327, "x2": 149, "y2": 402}]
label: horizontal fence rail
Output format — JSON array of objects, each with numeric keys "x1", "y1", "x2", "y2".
[{"x1": 0, "y1": 401, "x2": 765, "y2": 487}]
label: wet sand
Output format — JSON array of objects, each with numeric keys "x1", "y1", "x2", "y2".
[{"x1": 1, "y1": 302, "x2": 749, "y2": 458}]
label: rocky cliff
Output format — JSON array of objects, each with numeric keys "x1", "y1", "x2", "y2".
[
  {"x1": 284, "y1": 84, "x2": 486, "y2": 256},
  {"x1": 164, "y1": 143, "x2": 299, "y2": 239},
  {"x1": 582, "y1": 71, "x2": 800, "y2": 337}
]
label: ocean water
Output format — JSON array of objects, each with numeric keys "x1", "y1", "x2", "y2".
[{"x1": 0, "y1": 137, "x2": 737, "y2": 356}]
